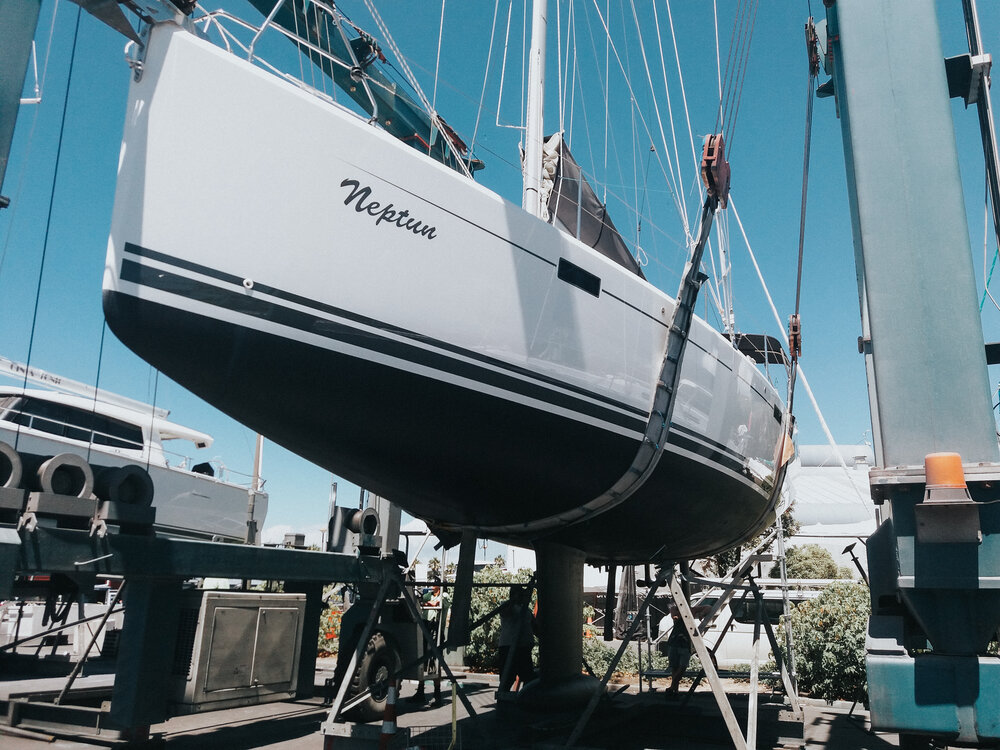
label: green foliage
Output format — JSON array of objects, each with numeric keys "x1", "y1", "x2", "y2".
[
  {"x1": 581, "y1": 637, "x2": 676, "y2": 679},
  {"x1": 714, "y1": 505, "x2": 800, "y2": 575},
  {"x1": 318, "y1": 584, "x2": 343, "y2": 655},
  {"x1": 782, "y1": 581, "x2": 870, "y2": 703},
  {"x1": 464, "y1": 563, "x2": 534, "y2": 671},
  {"x1": 770, "y1": 544, "x2": 854, "y2": 580}
]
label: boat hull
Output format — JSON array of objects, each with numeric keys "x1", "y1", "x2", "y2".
[{"x1": 103, "y1": 24, "x2": 785, "y2": 562}]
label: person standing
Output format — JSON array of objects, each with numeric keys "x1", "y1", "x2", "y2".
[
  {"x1": 665, "y1": 602, "x2": 710, "y2": 697},
  {"x1": 498, "y1": 586, "x2": 535, "y2": 693}
]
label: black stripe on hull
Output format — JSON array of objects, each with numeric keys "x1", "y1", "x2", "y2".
[
  {"x1": 121, "y1": 243, "x2": 649, "y2": 427},
  {"x1": 103, "y1": 291, "x2": 774, "y2": 561}
]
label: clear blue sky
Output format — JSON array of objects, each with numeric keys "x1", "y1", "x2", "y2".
[{"x1": 1, "y1": 1, "x2": 998, "y2": 538}]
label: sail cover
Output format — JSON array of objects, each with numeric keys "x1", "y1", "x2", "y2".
[{"x1": 543, "y1": 133, "x2": 645, "y2": 279}]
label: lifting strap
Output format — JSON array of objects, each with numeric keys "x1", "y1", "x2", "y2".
[{"x1": 475, "y1": 138, "x2": 726, "y2": 538}]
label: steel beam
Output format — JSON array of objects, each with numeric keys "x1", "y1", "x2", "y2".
[
  {"x1": 9, "y1": 525, "x2": 376, "y2": 582},
  {"x1": 826, "y1": 2, "x2": 1000, "y2": 744},
  {"x1": 827, "y1": 0, "x2": 998, "y2": 467}
]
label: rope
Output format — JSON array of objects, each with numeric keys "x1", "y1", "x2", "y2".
[
  {"x1": 361, "y1": 0, "x2": 473, "y2": 179},
  {"x1": 787, "y1": 19, "x2": 820, "y2": 417},
  {"x1": 470, "y1": 0, "x2": 501, "y2": 155},
  {"x1": 16, "y1": 5, "x2": 83, "y2": 453},
  {"x1": 731, "y1": 199, "x2": 872, "y2": 511},
  {"x1": 0, "y1": 0, "x2": 61, "y2": 278},
  {"x1": 430, "y1": 0, "x2": 446, "y2": 156}
]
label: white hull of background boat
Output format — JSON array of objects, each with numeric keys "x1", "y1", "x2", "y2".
[
  {"x1": 103, "y1": 24, "x2": 785, "y2": 562},
  {"x1": 1, "y1": 426, "x2": 255, "y2": 541}
]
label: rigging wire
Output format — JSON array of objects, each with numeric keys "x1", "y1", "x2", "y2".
[
  {"x1": 714, "y1": 0, "x2": 723, "y2": 130},
  {"x1": 430, "y1": 0, "x2": 446, "y2": 156},
  {"x1": 603, "y1": 0, "x2": 610, "y2": 203},
  {"x1": 786, "y1": 18, "x2": 820, "y2": 417},
  {"x1": 145, "y1": 369, "x2": 160, "y2": 473},
  {"x1": 85, "y1": 323, "x2": 109, "y2": 465},
  {"x1": 590, "y1": 2, "x2": 689, "y2": 236},
  {"x1": 361, "y1": 0, "x2": 473, "y2": 178},
  {"x1": 0, "y1": 0, "x2": 61, "y2": 280},
  {"x1": 556, "y1": 0, "x2": 564, "y2": 135},
  {"x1": 716, "y1": 0, "x2": 759, "y2": 155},
  {"x1": 495, "y1": 1, "x2": 518, "y2": 130},
  {"x1": 981, "y1": 188, "x2": 1000, "y2": 313},
  {"x1": 469, "y1": 0, "x2": 501, "y2": 155},
  {"x1": 731, "y1": 199, "x2": 872, "y2": 511},
  {"x1": 558, "y1": 0, "x2": 577, "y2": 140},
  {"x1": 625, "y1": 0, "x2": 688, "y2": 237},
  {"x1": 635, "y1": 144, "x2": 654, "y2": 251},
  {"x1": 15, "y1": 5, "x2": 83, "y2": 453},
  {"x1": 663, "y1": 0, "x2": 701, "y2": 207}
]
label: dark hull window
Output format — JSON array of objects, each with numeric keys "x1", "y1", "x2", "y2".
[{"x1": 1, "y1": 397, "x2": 143, "y2": 450}]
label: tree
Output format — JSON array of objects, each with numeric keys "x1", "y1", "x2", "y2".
[
  {"x1": 464, "y1": 562, "x2": 534, "y2": 671},
  {"x1": 713, "y1": 505, "x2": 800, "y2": 575},
  {"x1": 770, "y1": 543, "x2": 853, "y2": 580},
  {"x1": 783, "y1": 581, "x2": 870, "y2": 703}
]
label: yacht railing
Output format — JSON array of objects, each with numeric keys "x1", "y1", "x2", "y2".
[
  {"x1": 194, "y1": 3, "x2": 380, "y2": 117},
  {"x1": 0, "y1": 407, "x2": 258, "y2": 490}
]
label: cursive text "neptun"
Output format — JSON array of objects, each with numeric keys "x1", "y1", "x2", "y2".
[{"x1": 340, "y1": 179, "x2": 437, "y2": 240}]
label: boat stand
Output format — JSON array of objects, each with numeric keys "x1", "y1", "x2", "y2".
[
  {"x1": 565, "y1": 541, "x2": 800, "y2": 749},
  {"x1": 318, "y1": 566, "x2": 477, "y2": 744},
  {"x1": 666, "y1": 568, "x2": 802, "y2": 750}
]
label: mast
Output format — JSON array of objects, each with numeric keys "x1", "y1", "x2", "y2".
[{"x1": 522, "y1": 0, "x2": 547, "y2": 217}]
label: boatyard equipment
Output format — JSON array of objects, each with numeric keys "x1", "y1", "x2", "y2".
[
  {"x1": 566, "y1": 536, "x2": 801, "y2": 749},
  {"x1": 823, "y1": 0, "x2": 1000, "y2": 745},
  {"x1": 0, "y1": 489, "x2": 387, "y2": 741}
]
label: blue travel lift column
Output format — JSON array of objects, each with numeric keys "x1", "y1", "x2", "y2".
[{"x1": 822, "y1": 0, "x2": 1000, "y2": 745}]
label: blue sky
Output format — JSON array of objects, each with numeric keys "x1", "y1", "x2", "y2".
[{"x1": 1, "y1": 0, "x2": 998, "y2": 539}]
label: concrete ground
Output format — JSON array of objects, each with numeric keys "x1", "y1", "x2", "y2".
[{"x1": 0, "y1": 658, "x2": 903, "y2": 749}]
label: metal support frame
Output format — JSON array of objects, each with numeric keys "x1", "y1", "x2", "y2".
[
  {"x1": 566, "y1": 553, "x2": 802, "y2": 750},
  {"x1": 394, "y1": 574, "x2": 477, "y2": 720},
  {"x1": 323, "y1": 575, "x2": 395, "y2": 722},
  {"x1": 668, "y1": 570, "x2": 748, "y2": 750},
  {"x1": 566, "y1": 566, "x2": 670, "y2": 747},
  {"x1": 319, "y1": 566, "x2": 477, "y2": 738},
  {"x1": 1, "y1": 522, "x2": 390, "y2": 738}
]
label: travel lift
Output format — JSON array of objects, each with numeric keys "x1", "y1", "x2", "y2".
[{"x1": 821, "y1": 0, "x2": 1000, "y2": 746}]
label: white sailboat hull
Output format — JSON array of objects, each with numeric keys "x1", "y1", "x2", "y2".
[{"x1": 104, "y1": 25, "x2": 785, "y2": 561}]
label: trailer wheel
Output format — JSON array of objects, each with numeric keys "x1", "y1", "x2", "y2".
[{"x1": 345, "y1": 632, "x2": 401, "y2": 723}]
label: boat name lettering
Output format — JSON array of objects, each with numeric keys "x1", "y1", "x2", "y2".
[{"x1": 340, "y1": 179, "x2": 437, "y2": 240}]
